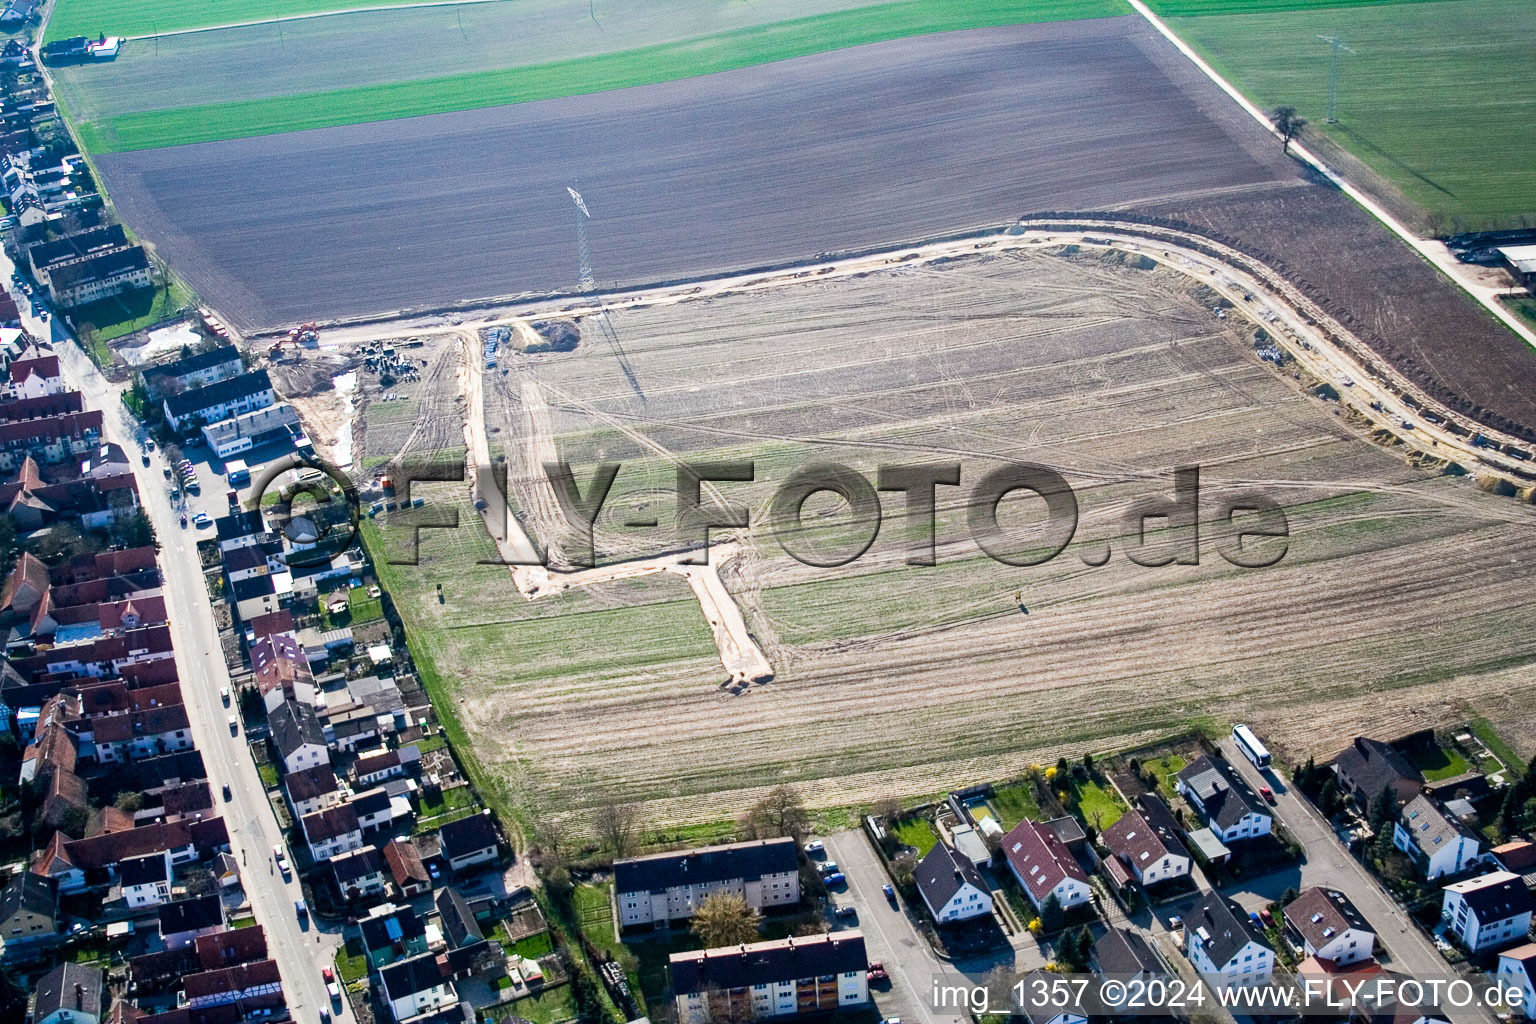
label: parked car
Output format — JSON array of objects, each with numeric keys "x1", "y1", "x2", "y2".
[
  {"x1": 221, "y1": 686, "x2": 230, "y2": 706},
  {"x1": 222, "y1": 784, "x2": 232, "y2": 801},
  {"x1": 804, "y1": 840, "x2": 824, "y2": 855},
  {"x1": 881, "y1": 883, "x2": 896, "y2": 903},
  {"x1": 1259, "y1": 785, "x2": 1276, "y2": 804},
  {"x1": 227, "y1": 715, "x2": 238, "y2": 735},
  {"x1": 1259, "y1": 907, "x2": 1274, "y2": 926},
  {"x1": 145, "y1": 440, "x2": 155, "y2": 451},
  {"x1": 823, "y1": 872, "x2": 846, "y2": 887},
  {"x1": 835, "y1": 905, "x2": 857, "y2": 919},
  {"x1": 818, "y1": 861, "x2": 839, "y2": 875},
  {"x1": 867, "y1": 963, "x2": 888, "y2": 982},
  {"x1": 141, "y1": 453, "x2": 151, "y2": 466},
  {"x1": 295, "y1": 899, "x2": 308, "y2": 920},
  {"x1": 193, "y1": 511, "x2": 210, "y2": 528},
  {"x1": 323, "y1": 967, "x2": 340, "y2": 1002}
]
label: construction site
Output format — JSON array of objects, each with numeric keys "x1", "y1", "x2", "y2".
[{"x1": 267, "y1": 219, "x2": 1536, "y2": 830}]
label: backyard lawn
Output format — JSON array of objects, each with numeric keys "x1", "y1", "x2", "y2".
[
  {"x1": 71, "y1": 277, "x2": 192, "y2": 345},
  {"x1": 504, "y1": 985, "x2": 576, "y2": 1024},
  {"x1": 1406, "y1": 742, "x2": 1472, "y2": 782},
  {"x1": 1146, "y1": 753, "x2": 1188, "y2": 800},
  {"x1": 892, "y1": 816, "x2": 940, "y2": 856},
  {"x1": 991, "y1": 782, "x2": 1041, "y2": 829},
  {"x1": 1071, "y1": 777, "x2": 1126, "y2": 830}
]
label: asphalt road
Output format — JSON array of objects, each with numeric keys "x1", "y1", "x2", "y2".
[
  {"x1": 95, "y1": 16, "x2": 1286, "y2": 332},
  {"x1": 15, "y1": 268, "x2": 352, "y2": 1021}
]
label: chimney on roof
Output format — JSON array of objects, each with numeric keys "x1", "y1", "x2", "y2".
[{"x1": 75, "y1": 983, "x2": 84, "y2": 1008}]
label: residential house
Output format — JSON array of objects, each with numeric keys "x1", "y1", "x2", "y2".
[
  {"x1": 349, "y1": 786, "x2": 402, "y2": 834},
  {"x1": 384, "y1": 838, "x2": 431, "y2": 898},
  {"x1": 1333, "y1": 737, "x2": 1424, "y2": 808},
  {"x1": 268, "y1": 699, "x2": 328, "y2": 774},
  {"x1": 27, "y1": 226, "x2": 128, "y2": 288},
  {"x1": 119, "y1": 851, "x2": 172, "y2": 909},
  {"x1": 182, "y1": 960, "x2": 283, "y2": 1014},
  {"x1": 1092, "y1": 927, "x2": 1165, "y2": 981},
  {"x1": 6, "y1": 351, "x2": 63, "y2": 399},
  {"x1": 671, "y1": 931, "x2": 869, "y2": 1024},
  {"x1": 1102, "y1": 807, "x2": 1191, "y2": 887},
  {"x1": 355, "y1": 748, "x2": 403, "y2": 788},
  {"x1": 436, "y1": 887, "x2": 482, "y2": 949},
  {"x1": 283, "y1": 765, "x2": 340, "y2": 819},
  {"x1": 437, "y1": 811, "x2": 500, "y2": 873},
  {"x1": 1184, "y1": 892, "x2": 1275, "y2": 988},
  {"x1": 615, "y1": 837, "x2": 799, "y2": 928},
  {"x1": 378, "y1": 952, "x2": 456, "y2": 1023},
  {"x1": 251, "y1": 633, "x2": 313, "y2": 711},
  {"x1": 229, "y1": 572, "x2": 287, "y2": 623},
  {"x1": 162, "y1": 370, "x2": 274, "y2": 433},
  {"x1": 158, "y1": 895, "x2": 224, "y2": 950},
  {"x1": 300, "y1": 804, "x2": 363, "y2": 862},
  {"x1": 1496, "y1": 944, "x2": 1536, "y2": 1019},
  {"x1": 31, "y1": 962, "x2": 104, "y2": 1024},
  {"x1": 140, "y1": 345, "x2": 243, "y2": 400},
  {"x1": 222, "y1": 542, "x2": 281, "y2": 586},
  {"x1": 359, "y1": 904, "x2": 428, "y2": 970},
  {"x1": 1, "y1": 550, "x2": 50, "y2": 614},
  {"x1": 1017, "y1": 969, "x2": 1088, "y2": 1024},
  {"x1": 195, "y1": 925, "x2": 268, "y2": 972},
  {"x1": 1001, "y1": 818, "x2": 1091, "y2": 911},
  {"x1": 213, "y1": 510, "x2": 267, "y2": 553},
  {"x1": 1177, "y1": 755, "x2": 1273, "y2": 843},
  {"x1": 331, "y1": 847, "x2": 388, "y2": 901},
  {"x1": 1392, "y1": 795, "x2": 1483, "y2": 880},
  {"x1": 1441, "y1": 872, "x2": 1534, "y2": 953},
  {"x1": 0, "y1": 870, "x2": 57, "y2": 961},
  {"x1": 1284, "y1": 887, "x2": 1376, "y2": 967},
  {"x1": 914, "y1": 841, "x2": 992, "y2": 923},
  {"x1": 47, "y1": 246, "x2": 153, "y2": 309}
]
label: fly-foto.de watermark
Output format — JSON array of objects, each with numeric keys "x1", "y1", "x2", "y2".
[{"x1": 371, "y1": 459, "x2": 1290, "y2": 571}]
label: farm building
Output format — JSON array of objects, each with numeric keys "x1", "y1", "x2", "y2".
[{"x1": 1498, "y1": 245, "x2": 1536, "y2": 289}]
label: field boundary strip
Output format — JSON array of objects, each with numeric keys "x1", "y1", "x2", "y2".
[
  {"x1": 1120, "y1": 0, "x2": 1536, "y2": 352},
  {"x1": 66, "y1": 0, "x2": 1126, "y2": 152}
]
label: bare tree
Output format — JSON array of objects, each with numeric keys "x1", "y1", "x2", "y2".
[
  {"x1": 593, "y1": 799, "x2": 641, "y2": 859},
  {"x1": 692, "y1": 893, "x2": 761, "y2": 948},
  {"x1": 1270, "y1": 106, "x2": 1307, "y2": 153},
  {"x1": 530, "y1": 817, "x2": 571, "y2": 869},
  {"x1": 738, "y1": 785, "x2": 811, "y2": 843},
  {"x1": 873, "y1": 791, "x2": 903, "y2": 823}
]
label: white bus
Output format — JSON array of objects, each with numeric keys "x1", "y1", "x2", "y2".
[{"x1": 1233, "y1": 724, "x2": 1270, "y2": 768}]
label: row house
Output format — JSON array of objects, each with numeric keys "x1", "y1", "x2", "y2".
[
  {"x1": 614, "y1": 836, "x2": 798, "y2": 928},
  {"x1": 183, "y1": 959, "x2": 284, "y2": 1013},
  {"x1": 671, "y1": 932, "x2": 869, "y2": 1024},
  {"x1": 162, "y1": 370, "x2": 275, "y2": 433},
  {"x1": 26, "y1": 224, "x2": 128, "y2": 289},
  {"x1": 0, "y1": 410, "x2": 101, "y2": 470},
  {"x1": 140, "y1": 344, "x2": 242, "y2": 400},
  {"x1": 47, "y1": 245, "x2": 153, "y2": 309},
  {"x1": 283, "y1": 765, "x2": 341, "y2": 819},
  {"x1": 301, "y1": 804, "x2": 363, "y2": 862}
]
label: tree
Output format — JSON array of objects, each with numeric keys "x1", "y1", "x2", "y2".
[
  {"x1": 874, "y1": 791, "x2": 903, "y2": 823},
  {"x1": 1368, "y1": 786, "x2": 1397, "y2": 833},
  {"x1": 238, "y1": 686, "x2": 265, "y2": 725},
  {"x1": 692, "y1": 892, "x2": 760, "y2": 948},
  {"x1": 114, "y1": 791, "x2": 144, "y2": 813},
  {"x1": 116, "y1": 509, "x2": 157, "y2": 549},
  {"x1": 593, "y1": 799, "x2": 641, "y2": 859},
  {"x1": 1270, "y1": 106, "x2": 1306, "y2": 153},
  {"x1": 1040, "y1": 892, "x2": 1064, "y2": 933},
  {"x1": 1317, "y1": 776, "x2": 1341, "y2": 818},
  {"x1": 1281, "y1": 886, "x2": 1299, "y2": 907},
  {"x1": 1082, "y1": 751, "x2": 1095, "y2": 774},
  {"x1": 738, "y1": 785, "x2": 811, "y2": 843}
]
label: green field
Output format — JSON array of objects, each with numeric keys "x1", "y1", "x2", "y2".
[
  {"x1": 62, "y1": 0, "x2": 1125, "y2": 152},
  {"x1": 1144, "y1": 0, "x2": 1451, "y2": 14},
  {"x1": 1165, "y1": 0, "x2": 1536, "y2": 227},
  {"x1": 44, "y1": 0, "x2": 396, "y2": 41}
]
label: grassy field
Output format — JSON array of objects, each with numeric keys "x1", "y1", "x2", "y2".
[
  {"x1": 45, "y1": 0, "x2": 392, "y2": 41},
  {"x1": 1165, "y1": 0, "x2": 1536, "y2": 227},
  {"x1": 1470, "y1": 718, "x2": 1525, "y2": 778},
  {"x1": 1145, "y1": 0, "x2": 1450, "y2": 13},
  {"x1": 67, "y1": 0, "x2": 1125, "y2": 151}
]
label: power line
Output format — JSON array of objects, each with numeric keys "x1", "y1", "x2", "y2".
[{"x1": 1316, "y1": 32, "x2": 1355, "y2": 124}]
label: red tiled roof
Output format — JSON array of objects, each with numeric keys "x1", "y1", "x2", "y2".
[
  {"x1": 1002, "y1": 818, "x2": 1088, "y2": 903},
  {"x1": 195, "y1": 924, "x2": 268, "y2": 971}
]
